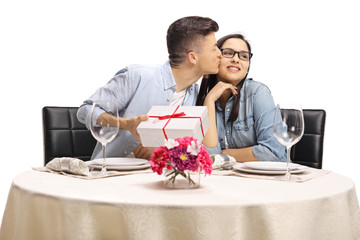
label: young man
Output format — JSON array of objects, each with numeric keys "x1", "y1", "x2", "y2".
[{"x1": 77, "y1": 16, "x2": 221, "y2": 159}]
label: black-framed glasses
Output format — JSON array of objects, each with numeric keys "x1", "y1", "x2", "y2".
[{"x1": 220, "y1": 48, "x2": 253, "y2": 61}]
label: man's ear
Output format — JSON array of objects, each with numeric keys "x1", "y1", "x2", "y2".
[{"x1": 187, "y1": 51, "x2": 198, "y2": 65}]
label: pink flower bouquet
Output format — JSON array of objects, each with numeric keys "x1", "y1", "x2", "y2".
[{"x1": 149, "y1": 136, "x2": 213, "y2": 188}]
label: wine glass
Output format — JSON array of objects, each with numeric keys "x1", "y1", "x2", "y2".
[
  {"x1": 273, "y1": 104, "x2": 304, "y2": 180},
  {"x1": 90, "y1": 101, "x2": 119, "y2": 176}
]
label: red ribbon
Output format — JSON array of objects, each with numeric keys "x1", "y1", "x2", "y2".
[
  {"x1": 157, "y1": 112, "x2": 186, "y2": 120},
  {"x1": 149, "y1": 106, "x2": 205, "y2": 140}
]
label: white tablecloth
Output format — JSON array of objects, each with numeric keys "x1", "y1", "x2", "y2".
[{"x1": 0, "y1": 170, "x2": 359, "y2": 240}]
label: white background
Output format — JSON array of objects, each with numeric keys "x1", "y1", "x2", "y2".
[{"x1": 1, "y1": 0, "x2": 359, "y2": 222}]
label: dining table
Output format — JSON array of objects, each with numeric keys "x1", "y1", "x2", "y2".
[{"x1": 0, "y1": 167, "x2": 359, "y2": 240}]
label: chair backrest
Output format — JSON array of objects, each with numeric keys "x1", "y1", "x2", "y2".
[
  {"x1": 42, "y1": 107, "x2": 326, "y2": 168},
  {"x1": 290, "y1": 109, "x2": 326, "y2": 169},
  {"x1": 42, "y1": 106, "x2": 97, "y2": 165}
]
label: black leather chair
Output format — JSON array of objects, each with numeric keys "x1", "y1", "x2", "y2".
[
  {"x1": 290, "y1": 109, "x2": 326, "y2": 169},
  {"x1": 42, "y1": 106, "x2": 97, "y2": 165},
  {"x1": 42, "y1": 107, "x2": 326, "y2": 169}
]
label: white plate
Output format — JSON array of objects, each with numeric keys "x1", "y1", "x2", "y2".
[
  {"x1": 242, "y1": 161, "x2": 302, "y2": 171},
  {"x1": 233, "y1": 163, "x2": 308, "y2": 175},
  {"x1": 89, "y1": 157, "x2": 148, "y2": 166},
  {"x1": 86, "y1": 158, "x2": 151, "y2": 171}
]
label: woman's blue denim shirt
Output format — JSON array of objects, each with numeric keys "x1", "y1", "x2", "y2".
[{"x1": 206, "y1": 79, "x2": 287, "y2": 162}]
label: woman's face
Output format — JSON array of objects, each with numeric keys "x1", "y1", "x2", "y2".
[{"x1": 217, "y1": 38, "x2": 250, "y2": 86}]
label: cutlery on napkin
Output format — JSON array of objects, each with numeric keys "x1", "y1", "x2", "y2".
[{"x1": 211, "y1": 154, "x2": 236, "y2": 170}]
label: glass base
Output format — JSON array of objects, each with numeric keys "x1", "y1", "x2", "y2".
[
  {"x1": 90, "y1": 169, "x2": 108, "y2": 177},
  {"x1": 100, "y1": 166, "x2": 108, "y2": 176},
  {"x1": 163, "y1": 169, "x2": 200, "y2": 189},
  {"x1": 275, "y1": 172, "x2": 301, "y2": 182}
]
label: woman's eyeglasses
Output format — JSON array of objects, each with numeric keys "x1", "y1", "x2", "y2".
[{"x1": 220, "y1": 48, "x2": 253, "y2": 61}]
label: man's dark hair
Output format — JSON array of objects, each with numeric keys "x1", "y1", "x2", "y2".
[{"x1": 166, "y1": 16, "x2": 219, "y2": 67}]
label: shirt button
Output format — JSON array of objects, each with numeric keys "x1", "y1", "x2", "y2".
[
  {"x1": 245, "y1": 124, "x2": 248, "y2": 129},
  {"x1": 220, "y1": 138, "x2": 223, "y2": 141},
  {"x1": 167, "y1": 97, "x2": 170, "y2": 101},
  {"x1": 226, "y1": 130, "x2": 230, "y2": 134},
  {"x1": 226, "y1": 108, "x2": 230, "y2": 112}
]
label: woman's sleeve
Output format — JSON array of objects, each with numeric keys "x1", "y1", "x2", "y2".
[
  {"x1": 204, "y1": 142, "x2": 222, "y2": 155},
  {"x1": 252, "y1": 85, "x2": 287, "y2": 162}
]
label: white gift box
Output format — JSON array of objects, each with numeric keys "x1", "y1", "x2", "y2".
[{"x1": 137, "y1": 106, "x2": 209, "y2": 147}]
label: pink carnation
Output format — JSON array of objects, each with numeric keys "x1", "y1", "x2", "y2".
[
  {"x1": 149, "y1": 146, "x2": 170, "y2": 175},
  {"x1": 175, "y1": 136, "x2": 196, "y2": 148},
  {"x1": 196, "y1": 145, "x2": 213, "y2": 176}
]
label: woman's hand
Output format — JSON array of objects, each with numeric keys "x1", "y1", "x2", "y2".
[{"x1": 204, "y1": 81, "x2": 238, "y2": 104}]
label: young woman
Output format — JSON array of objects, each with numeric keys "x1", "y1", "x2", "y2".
[{"x1": 197, "y1": 34, "x2": 286, "y2": 162}]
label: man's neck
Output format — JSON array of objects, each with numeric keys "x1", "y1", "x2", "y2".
[{"x1": 171, "y1": 65, "x2": 202, "y2": 92}]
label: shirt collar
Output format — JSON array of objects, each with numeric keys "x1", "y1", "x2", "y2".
[{"x1": 161, "y1": 60, "x2": 176, "y2": 90}]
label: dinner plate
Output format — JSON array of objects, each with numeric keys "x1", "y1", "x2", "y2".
[
  {"x1": 233, "y1": 163, "x2": 308, "y2": 175},
  {"x1": 89, "y1": 157, "x2": 148, "y2": 166},
  {"x1": 86, "y1": 158, "x2": 151, "y2": 171},
  {"x1": 242, "y1": 161, "x2": 302, "y2": 171}
]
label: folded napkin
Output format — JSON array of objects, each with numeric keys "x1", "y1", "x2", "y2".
[
  {"x1": 34, "y1": 166, "x2": 154, "y2": 179},
  {"x1": 211, "y1": 154, "x2": 236, "y2": 169},
  {"x1": 46, "y1": 157, "x2": 90, "y2": 176},
  {"x1": 33, "y1": 157, "x2": 153, "y2": 180},
  {"x1": 212, "y1": 163, "x2": 331, "y2": 182}
]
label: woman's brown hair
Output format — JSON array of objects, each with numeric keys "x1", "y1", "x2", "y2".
[{"x1": 196, "y1": 33, "x2": 252, "y2": 122}]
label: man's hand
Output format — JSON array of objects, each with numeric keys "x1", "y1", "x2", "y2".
[
  {"x1": 121, "y1": 115, "x2": 149, "y2": 141},
  {"x1": 133, "y1": 143, "x2": 156, "y2": 160}
]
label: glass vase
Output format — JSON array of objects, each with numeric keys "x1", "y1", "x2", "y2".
[{"x1": 163, "y1": 167, "x2": 200, "y2": 189}]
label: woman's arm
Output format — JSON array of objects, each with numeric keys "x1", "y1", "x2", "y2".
[
  {"x1": 224, "y1": 85, "x2": 285, "y2": 162},
  {"x1": 222, "y1": 147, "x2": 258, "y2": 162},
  {"x1": 202, "y1": 82, "x2": 238, "y2": 148}
]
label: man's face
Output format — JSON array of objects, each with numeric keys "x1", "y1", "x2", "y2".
[{"x1": 196, "y1": 32, "x2": 221, "y2": 75}]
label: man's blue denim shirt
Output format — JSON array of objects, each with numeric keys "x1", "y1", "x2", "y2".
[{"x1": 77, "y1": 61, "x2": 199, "y2": 159}]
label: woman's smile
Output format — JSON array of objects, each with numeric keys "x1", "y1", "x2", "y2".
[{"x1": 227, "y1": 65, "x2": 241, "y2": 72}]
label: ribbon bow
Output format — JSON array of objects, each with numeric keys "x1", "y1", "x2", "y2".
[
  {"x1": 149, "y1": 106, "x2": 204, "y2": 140},
  {"x1": 156, "y1": 112, "x2": 186, "y2": 120}
]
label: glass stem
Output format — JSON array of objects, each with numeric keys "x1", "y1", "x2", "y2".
[
  {"x1": 101, "y1": 143, "x2": 107, "y2": 175},
  {"x1": 285, "y1": 146, "x2": 291, "y2": 180}
]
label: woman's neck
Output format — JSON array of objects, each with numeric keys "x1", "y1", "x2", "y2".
[{"x1": 219, "y1": 90, "x2": 232, "y2": 108}]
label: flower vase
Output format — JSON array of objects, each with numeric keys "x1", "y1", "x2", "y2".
[{"x1": 163, "y1": 168, "x2": 200, "y2": 189}]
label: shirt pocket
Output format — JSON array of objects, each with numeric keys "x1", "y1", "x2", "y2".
[
  {"x1": 234, "y1": 117, "x2": 255, "y2": 131},
  {"x1": 233, "y1": 117, "x2": 256, "y2": 147}
]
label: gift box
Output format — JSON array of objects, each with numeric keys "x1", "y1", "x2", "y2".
[{"x1": 137, "y1": 106, "x2": 209, "y2": 147}]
